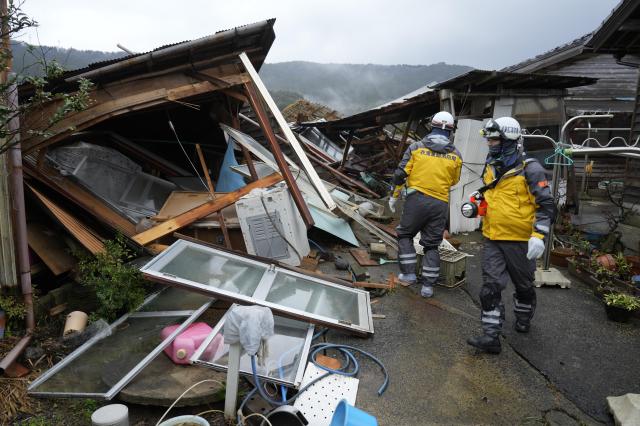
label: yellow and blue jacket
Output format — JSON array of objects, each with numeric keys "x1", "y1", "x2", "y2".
[
  {"x1": 392, "y1": 134, "x2": 462, "y2": 203},
  {"x1": 481, "y1": 159, "x2": 555, "y2": 241}
]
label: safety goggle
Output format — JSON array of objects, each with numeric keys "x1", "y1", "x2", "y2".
[{"x1": 479, "y1": 120, "x2": 504, "y2": 139}]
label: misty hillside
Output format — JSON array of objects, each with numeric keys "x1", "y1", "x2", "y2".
[
  {"x1": 11, "y1": 42, "x2": 126, "y2": 76},
  {"x1": 261, "y1": 61, "x2": 473, "y2": 114},
  {"x1": 10, "y1": 42, "x2": 472, "y2": 115}
]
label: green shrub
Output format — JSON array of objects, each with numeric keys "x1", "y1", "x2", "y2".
[
  {"x1": 604, "y1": 293, "x2": 640, "y2": 311},
  {"x1": 76, "y1": 235, "x2": 146, "y2": 322},
  {"x1": 0, "y1": 292, "x2": 25, "y2": 336}
]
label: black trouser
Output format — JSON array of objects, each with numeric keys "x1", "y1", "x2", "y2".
[
  {"x1": 479, "y1": 239, "x2": 536, "y2": 337},
  {"x1": 396, "y1": 192, "x2": 448, "y2": 286}
]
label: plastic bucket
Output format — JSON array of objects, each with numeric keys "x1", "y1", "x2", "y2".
[
  {"x1": 158, "y1": 415, "x2": 209, "y2": 426},
  {"x1": 330, "y1": 400, "x2": 378, "y2": 426}
]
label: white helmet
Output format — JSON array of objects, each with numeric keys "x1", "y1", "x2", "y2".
[
  {"x1": 481, "y1": 117, "x2": 521, "y2": 141},
  {"x1": 431, "y1": 111, "x2": 455, "y2": 130}
]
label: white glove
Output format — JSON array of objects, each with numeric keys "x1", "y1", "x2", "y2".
[
  {"x1": 527, "y1": 236, "x2": 545, "y2": 260},
  {"x1": 388, "y1": 197, "x2": 398, "y2": 213}
]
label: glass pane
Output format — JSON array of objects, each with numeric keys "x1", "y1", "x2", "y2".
[
  {"x1": 265, "y1": 273, "x2": 361, "y2": 326},
  {"x1": 196, "y1": 316, "x2": 310, "y2": 385},
  {"x1": 31, "y1": 316, "x2": 183, "y2": 394},
  {"x1": 159, "y1": 245, "x2": 266, "y2": 296},
  {"x1": 139, "y1": 287, "x2": 213, "y2": 312}
]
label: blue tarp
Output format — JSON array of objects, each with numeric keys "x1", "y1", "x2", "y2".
[{"x1": 216, "y1": 140, "x2": 246, "y2": 192}]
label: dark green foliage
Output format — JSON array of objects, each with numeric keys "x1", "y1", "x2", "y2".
[
  {"x1": 0, "y1": 291, "x2": 25, "y2": 336},
  {"x1": 76, "y1": 235, "x2": 146, "y2": 322}
]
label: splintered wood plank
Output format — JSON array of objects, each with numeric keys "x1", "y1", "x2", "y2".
[
  {"x1": 27, "y1": 222, "x2": 76, "y2": 276},
  {"x1": 133, "y1": 173, "x2": 283, "y2": 246},
  {"x1": 349, "y1": 248, "x2": 379, "y2": 267},
  {"x1": 28, "y1": 184, "x2": 105, "y2": 255}
]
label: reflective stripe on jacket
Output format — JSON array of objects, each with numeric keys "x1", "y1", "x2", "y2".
[
  {"x1": 481, "y1": 159, "x2": 555, "y2": 241},
  {"x1": 392, "y1": 137, "x2": 462, "y2": 202}
]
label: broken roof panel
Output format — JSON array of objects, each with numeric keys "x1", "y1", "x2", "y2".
[
  {"x1": 39, "y1": 19, "x2": 276, "y2": 88},
  {"x1": 587, "y1": 0, "x2": 640, "y2": 54},
  {"x1": 431, "y1": 69, "x2": 597, "y2": 91}
]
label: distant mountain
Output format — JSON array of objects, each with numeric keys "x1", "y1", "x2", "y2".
[
  {"x1": 11, "y1": 41, "x2": 126, "y2": 77},
  {"x1": 260, "y1": 61, "x2": 473, "y2": 115},
  {"x1": 9, "y1": 43, "x2": 472, "y2": 115}
]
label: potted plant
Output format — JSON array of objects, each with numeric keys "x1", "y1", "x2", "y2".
[{"x1": 603, "y1": 293, "x2": 640, "y2": 323}]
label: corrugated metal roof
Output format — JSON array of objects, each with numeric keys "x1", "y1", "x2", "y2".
[
  {"x1": 20, "y1": 19, "x2": 276, "y2": 98},
  {"x1": 62, "y1": 19, "x2": 276, "y2": 78},
  {"x1": 433, "y1": 69, "x2": 597, "y2": 91},
  {"x1": 501, "y1": 34, "x2": 591, "y2": 73}
]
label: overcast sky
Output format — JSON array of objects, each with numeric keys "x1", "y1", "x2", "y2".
[{"x1": 20, "y1": 0, "x2": 620, "y2": 69}]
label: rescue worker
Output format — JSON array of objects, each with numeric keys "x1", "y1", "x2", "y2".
[
  {"x1": 466, "y1": 117, "x2": 555, "y2": 354},
  {"x1": 388, "y1": 111, "x2": 462, "y2": 297}
]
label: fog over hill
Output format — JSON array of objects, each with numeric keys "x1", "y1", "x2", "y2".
[{"x1": 10, "y1": 42, "x2": 472, "y2": 114}]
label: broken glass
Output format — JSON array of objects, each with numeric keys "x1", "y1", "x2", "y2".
[
  {"x1": 141, "y1": 239, "x2": 373, "y2": 334},
  {"x1": 192, "y1": 308, "x2": 313, "y2": 387},
  {"x1": 28, "y1": 288, "x2": 213, "y2": 399}
]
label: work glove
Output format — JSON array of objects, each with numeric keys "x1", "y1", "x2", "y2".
[
  {"x1": 526, "y1": 236, "x2": 545, "y2": 260},
  {"x1": 388, "y1": 197, "x2": 398, "y2": 213}
]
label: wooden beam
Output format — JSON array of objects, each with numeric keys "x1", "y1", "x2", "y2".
[
  {"x1": 229, "y1": 107, "x2": 259, "y2": 181},
  {"x1": 239, "y1": 52, "x2": 336, "y2": 211},
  {"x1": 195, "y1": 143, "x2": 232, "y2": 249},
  {"x1": 132, "y1": 172, "x2": 283, "y2": 246},
  {"x1": 339, "y1": 130, "x2": 354, "y2": 170},
  {"x1": 22, "y1": 71, "x2": 251, "y2": 153},
  {"x1": 243, "y1": 82, "x2": 314, "y2": 228}
]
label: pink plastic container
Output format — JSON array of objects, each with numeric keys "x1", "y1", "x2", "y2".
[{"x1": 161, "y1": 322, "x2": 223, "y2": 365}]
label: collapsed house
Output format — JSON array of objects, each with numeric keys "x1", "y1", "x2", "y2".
[{"x1": 0, "y1": 19, "x2": 396, "y2": 423}]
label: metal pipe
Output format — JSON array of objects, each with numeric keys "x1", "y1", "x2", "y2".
[
  {"x1": 560, "y1": 114, "x2": 613, "y2": 142},
  {"x1": 566, "y1": 146, "x2": 640, "y2": 155},
  {"x1": 0, "y1": 83, "x2": 35, "y2": 373},
  {"x1": 574, "y1": 128, "x2": 630, "y2": 132},
  {"x1": 538, "y1": 114, "x2": 614, "y2": 269}
]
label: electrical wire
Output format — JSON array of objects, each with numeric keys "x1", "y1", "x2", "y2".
[
  {"x1": 155, "y1": 379, "x2": 225, "y2": 425},
  {"x1": 167, "y1": 116, "x2": 211, "y2": 194}
]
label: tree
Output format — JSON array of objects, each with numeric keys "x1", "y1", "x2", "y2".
[{"x1": 0, "y1": 0, "x2": 94, "y2": 155}]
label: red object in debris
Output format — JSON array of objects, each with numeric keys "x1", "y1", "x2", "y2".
[
  {"x1": 4, "y1": 361, "x2": 30, "y2": 378},
  {"x1": 160, "y1": 322, "x2": 223, "y2": 365}
]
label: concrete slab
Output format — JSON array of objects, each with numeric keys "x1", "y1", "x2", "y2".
[
  {"x1": 607, "y1": 394, "x2": 640, "y2": 426},
  {"x1": 461, "y1": 232, "x2": 640, "y2": 423},
  {"x1": 315, "y1": 247, "x2": 595, "y2": 425}
]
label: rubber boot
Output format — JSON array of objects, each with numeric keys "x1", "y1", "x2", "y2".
[
  {"x1": 420, "y1": 285, "x2": 434, "y2": 298},
  {"x1": 467, "y1": 334, "x2": 501, "y2": 354},
  {"x1": 513, "y1": 292, "x2": 536, "y2": 333},
  {"x1": 398, "y1": 273, "x2": 416, "y2": 286}
]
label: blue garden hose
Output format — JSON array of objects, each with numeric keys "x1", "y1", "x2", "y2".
[{"x1": 250, "y1": 342, "x2": 389, "y2": 408}]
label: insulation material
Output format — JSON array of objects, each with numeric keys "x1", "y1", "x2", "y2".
[{"x1": 450, "y1": 119, "x2": 488, "y2": 234}]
